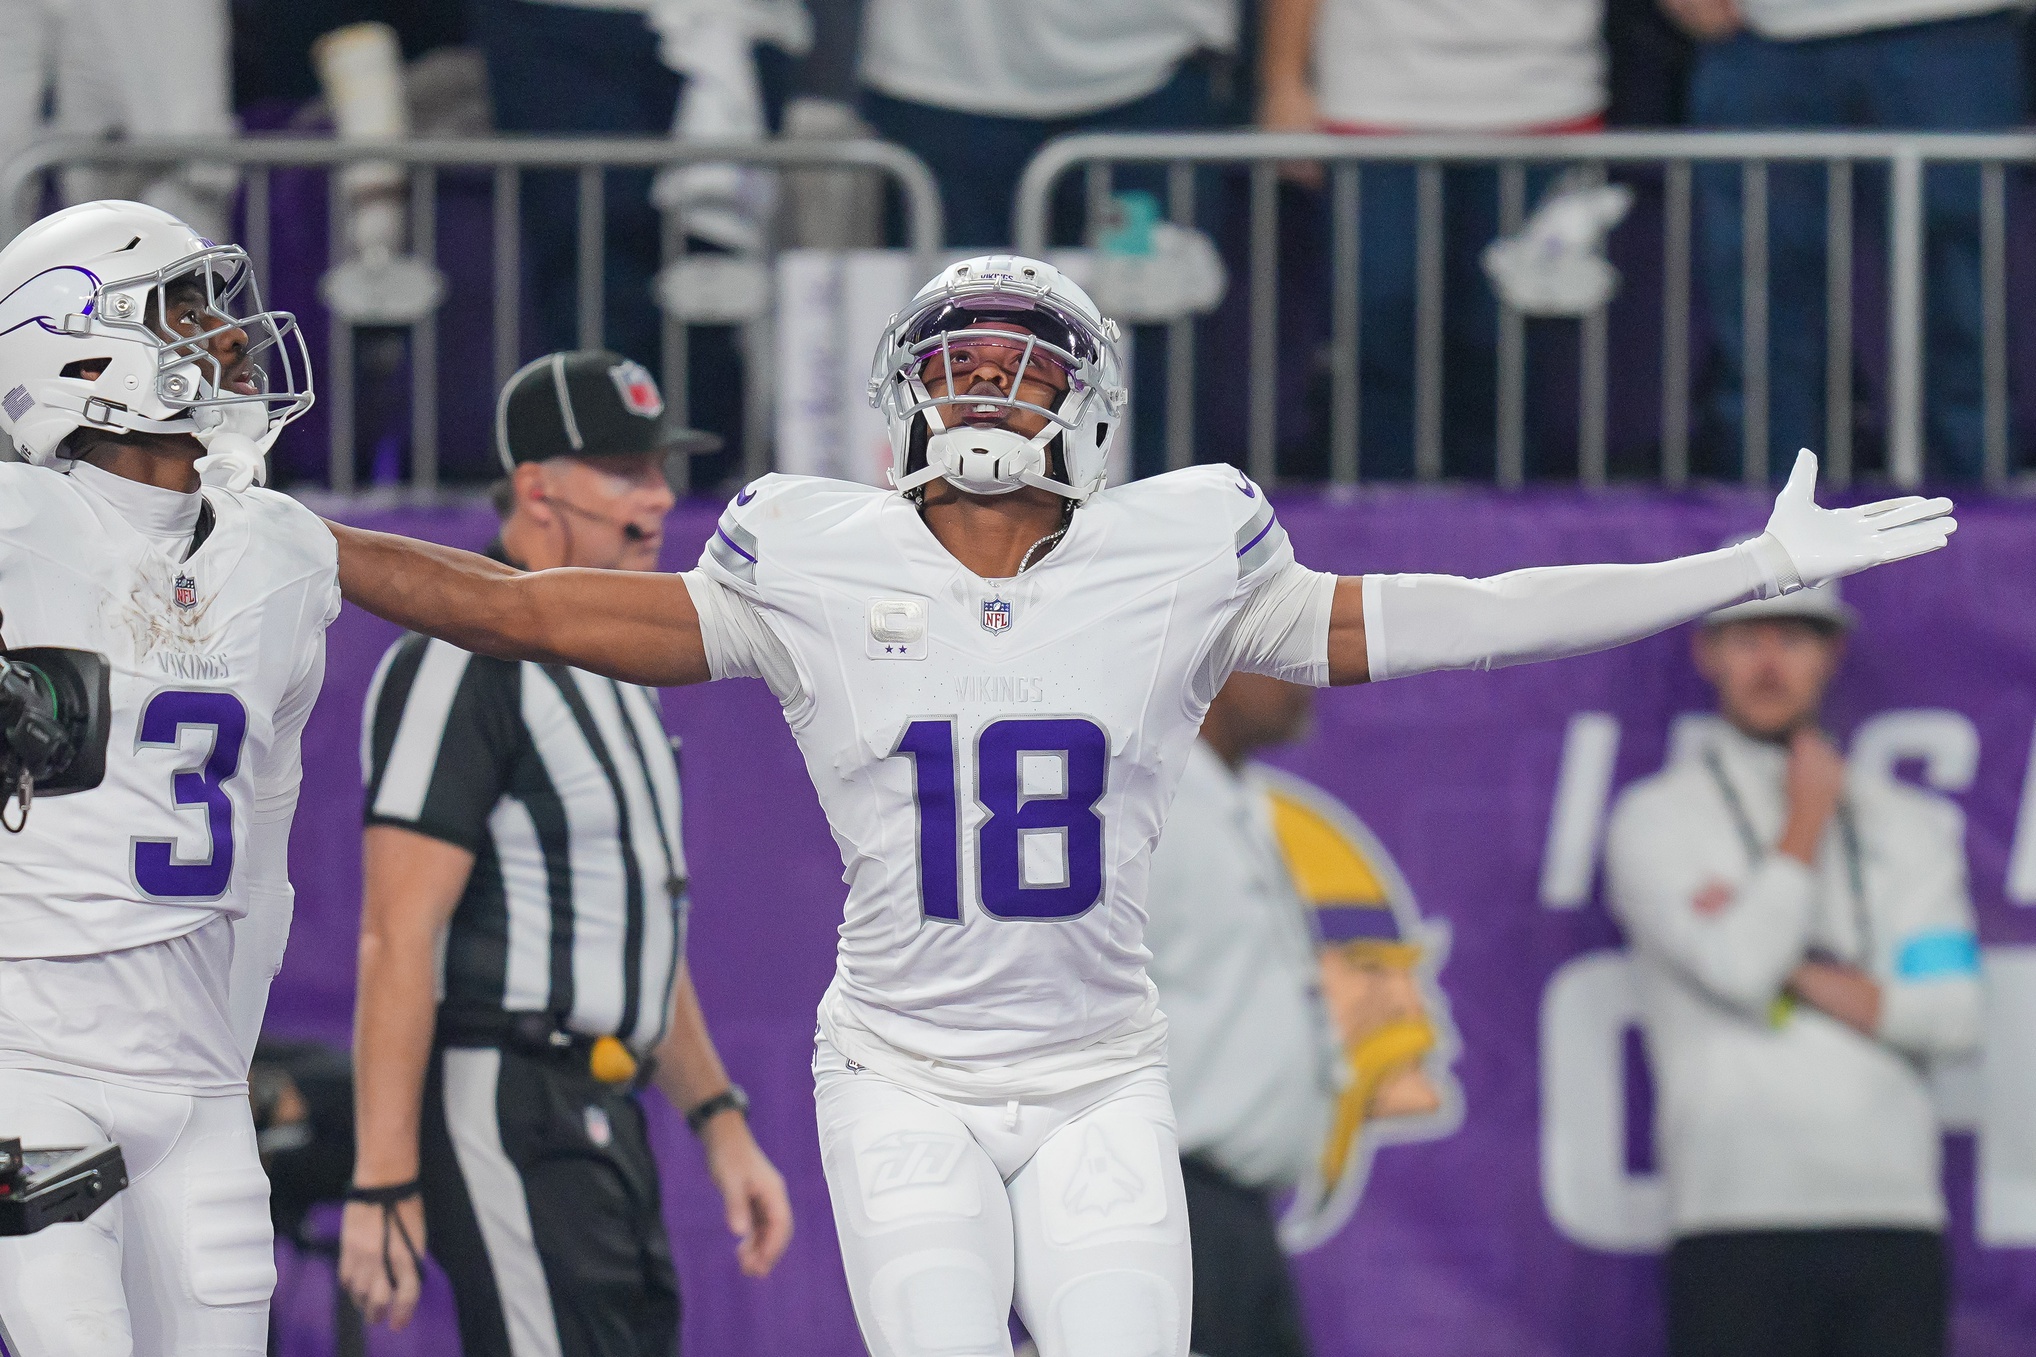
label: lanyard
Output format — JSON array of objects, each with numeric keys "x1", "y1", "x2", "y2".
[
  {"x1": 1701, "y1": 746, "x2": 1871, "y2": 966},
  {"x1": 606, "y1": 678, "x2": 687, "y2": 904}
]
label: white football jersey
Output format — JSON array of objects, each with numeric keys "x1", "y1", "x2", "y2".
[
  {"x1": 696, "y1": 465, "x2": 1331, "y2": 1091},
  {"x1": 0, "y1": 463, "x2": 338, "y2": 961}
]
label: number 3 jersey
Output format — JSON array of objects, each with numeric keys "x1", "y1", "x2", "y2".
[
  {"x1": 0, "y1": 462, "x2": 337, "y2": 1090},
  {"x1": 688, "y1": 465, "x2": 1334, "y2": 1096}
]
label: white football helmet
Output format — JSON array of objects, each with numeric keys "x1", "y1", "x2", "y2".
[
  {"x1": 0, "y1": 200, "x2": 313, "y2": 472},
  {"x1": 869, "y1": 254, "x2": 1125, "y2": 501}
]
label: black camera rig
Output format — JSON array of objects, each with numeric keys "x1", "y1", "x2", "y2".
[
  {"x1": 0, "y1": 643, "x2": 111, "y2": 831},
  {"x1": 0, "y1": 1137, "x2": 128, "y2": 1236}
]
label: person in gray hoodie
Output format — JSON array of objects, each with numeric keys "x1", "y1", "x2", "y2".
[{"x1": 1606, "y1": 578, "x2": 1981, "y2": 1357}]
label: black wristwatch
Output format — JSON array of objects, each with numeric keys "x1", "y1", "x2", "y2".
[{"x1": 685, "y1": 1084, "x2": 749, "y2": 1134}]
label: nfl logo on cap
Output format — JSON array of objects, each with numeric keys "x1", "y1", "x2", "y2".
[
  {"x1": 609, "y1": 360, "x2": 664, "y2": 419},
  {"x1": 173, "y1": 574, "x2": 198, "y2": 611},
  {"x1": 982, "y1": 597, "x2": 1012, "y2": 634}
]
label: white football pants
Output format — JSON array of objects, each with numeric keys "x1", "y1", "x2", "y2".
[
  {"x1": 0, "y1": 1068, "x2": 273, "y2": 1357},
  {"x1": 814, "y1": 1039, "x2": 1191, "y2": 1357},
  {"x1": 0, "y1": 0, "x2": 235, "y2": 239}
]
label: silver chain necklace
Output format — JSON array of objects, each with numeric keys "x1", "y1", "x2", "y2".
[
  {"x1": 916, "y1": 496, "x2": 1072, "y2": 573},
  {"x1": 1017, "y1": 525, "x2": 1067, "y2": 573}
]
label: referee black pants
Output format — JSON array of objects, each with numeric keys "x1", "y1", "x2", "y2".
[
  {"x1": 1180, "y1": 1155, "x2": 1314, "y2": 1357},
  {"x1": 422, "y1": 1044, "x2": 680, "y2": 1357},
  {"x1": 1667, "y1": 1228, "x2": 1947, "y2": 1357}
]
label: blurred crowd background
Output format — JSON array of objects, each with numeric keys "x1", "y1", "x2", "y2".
[{"x1": 5, "y1": 0, "x2": 2034, "y2": 493}]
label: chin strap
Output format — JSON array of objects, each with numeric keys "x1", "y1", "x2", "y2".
[
  {"x1": 191, "y1": 401, "x2": 274, "y2": 492},
  {"x1": 193, "y1": 430, "x2": 267, "y2": 492},
  {"x1": 893, "y1": 396, "x2": 1085, "y2": 501}
]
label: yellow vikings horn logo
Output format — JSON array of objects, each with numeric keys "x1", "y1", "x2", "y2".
[{"x1": 1259, "y1": 767, "x2": 1464, "y2": 1252}]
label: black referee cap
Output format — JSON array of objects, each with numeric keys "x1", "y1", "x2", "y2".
[{"x1": 494, "y1": 350, "x2": 721, "y2": 473}]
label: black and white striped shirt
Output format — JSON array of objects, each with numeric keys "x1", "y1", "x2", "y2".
[{"x1": 361, "y1": 593, "x2": 688, "y2": 1052}]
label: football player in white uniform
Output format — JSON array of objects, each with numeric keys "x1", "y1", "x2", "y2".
[
  {"x1": 0, "y1": 200, "x2": 333, "y2": 1355},
  {"x1": 324, "y1": 256, "x2": 1954, "y2": 1357}
]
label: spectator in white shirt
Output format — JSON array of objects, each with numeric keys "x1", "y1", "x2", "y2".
[
  {"x1": 858, "y1": 0, "x2": 1239, "y2": 247},
  {"x1": 0, "y1": 0, "x2": 236, "y2": 240},
  {"x1": 1605, "y1": 580, "x2": 1981, "y2": 1357},
  {"x1": 1257, "y1": 0, "x2": 1607, "y2": 478},
  {"x1": 1144, "y1": 672, "x2": 1334, "y2": 1357}
]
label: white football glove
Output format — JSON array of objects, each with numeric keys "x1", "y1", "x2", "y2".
[{"x1": 1753, "y1": 449, "x2": 1955, "y2": 594}]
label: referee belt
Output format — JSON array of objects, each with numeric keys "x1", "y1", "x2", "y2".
[{"x1": 435, "y1": 1009, "x2": 652, "y2": 1090}]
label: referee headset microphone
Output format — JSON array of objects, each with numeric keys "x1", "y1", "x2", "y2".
[{"x1": 531, "y1": 474, "x2": 661, "y2": 545}]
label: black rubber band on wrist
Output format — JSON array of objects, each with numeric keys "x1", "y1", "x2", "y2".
[
  {"x1": 685, "y1": 1088, "x2": 744, "y2": 1134},
  {"x1": 345, "y1": 1179, "x2": 422, "y2": 1206},
  {"x1": 347, "y1": 1179, "x2": 425, "y2": 1291}
]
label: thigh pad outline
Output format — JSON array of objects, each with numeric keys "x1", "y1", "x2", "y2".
[
  {"x1": 182, "y1": 1132, "x2": 276, "y2": 1307},
  {"x1": 848, "y1": 1110, "x2": 985, "y2": 1229},
  {"x1": 1035, "y1": 1115, "x2": 1177, "y2": 1249},
  {"x1": 869, "y1": 1248, "x2": 1012, "y2": 1357}
]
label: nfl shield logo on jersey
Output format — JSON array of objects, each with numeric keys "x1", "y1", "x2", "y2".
[
  {"x1": 173, "y1": 574, "x2": 198, "y2": 611},
  {"x1": 981, "y1": 596, "x2": 1012, "y2": 634},
  {"x1": 608, "y1": 360, "x2": 664, "y2": 419}
]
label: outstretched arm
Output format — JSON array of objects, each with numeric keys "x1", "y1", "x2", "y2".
[
  {"x1": 1325, "y1": 451, "x2": 1953, "y2": 685},
  {"x1": 327, "y1": 522, "x2": 711, "y2": 687}
]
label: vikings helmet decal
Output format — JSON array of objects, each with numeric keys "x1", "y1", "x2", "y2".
[
  {"x1": 0, "y1": 200, "x2": 313, "y2": 472},
  {"x1": 1259, "y1": 767, "x2": 1465, "y2": 1252}
]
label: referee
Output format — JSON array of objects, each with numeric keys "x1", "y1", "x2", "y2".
[{"x1": 337, "y1": 351, "x2": 792, "y2": 1355}]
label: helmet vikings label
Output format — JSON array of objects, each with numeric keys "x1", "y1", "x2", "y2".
[{"x1": 1258, "y1": 767, "x2": 1465, "y2": 1252}]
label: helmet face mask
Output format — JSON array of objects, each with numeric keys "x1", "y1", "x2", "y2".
[
  {"x1": 99, "y1": 248, "x2": 311, "y2": 427},
  {"x1": 0, "y1": 201, "x2": 314, "y2": 466},
  {"x1": 912, "y1": 324, "x2": 1071, "y2": 437},
  {"x1": 871, "y1": 256, "x2": 1124, "y2": 503}
]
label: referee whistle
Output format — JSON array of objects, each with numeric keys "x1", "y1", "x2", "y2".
[{"x1": 590, "y1": 1035, "x2": 638, "y2": 1085}]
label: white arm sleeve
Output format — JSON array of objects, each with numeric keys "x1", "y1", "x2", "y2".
[
  {"x1": 229, "y1": 622, "x2": 328, "y2": 1067},
  {"x1": 1196, "y1": 563, "x2": 1337, "y2": 702},
  {"x1": 1362, "y1": 534, "x2": 1796, "y2": 682},
  {"x1": 229, "y1": 817, "x2": 296, "y2": 1066},
  {"x1": 682, "y1": 569, "x2": 804, "y2": 705}
]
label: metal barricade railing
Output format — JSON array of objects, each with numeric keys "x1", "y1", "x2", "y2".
[
  {"x1": 1014, "y1": 130, "x2": 2036, "y2": 489},
  {"x1": 2, "y1": 136, "x2": 944, "y2": 496}
]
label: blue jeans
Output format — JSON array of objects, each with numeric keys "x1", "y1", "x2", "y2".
[
  {"x1": 1690, "y1": 9, "x2": 2028, "y2": 480},
  {"x1": 1347, "y1": 163, "x2": 1561, "y2": 481},
  {"x1": 866, "y1": 60, "x2": 1228, "y2": 476},
  {"x1": 473, "y1": 0, "x2": 789, "y2": 485},
  {"x1": 473, "y1": 0, "x2": 680, "y2": 367},
  {"x1": 1213, "y1": 163, "x2": 1566, "y2": 483},
  {"x1": 863, "y1": 59, "x2": 1225, "y2": 249}
]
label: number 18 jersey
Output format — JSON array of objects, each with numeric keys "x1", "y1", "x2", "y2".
[{"x1": 692, "y1": 465, "x2": 1332, "y2": 1096}]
